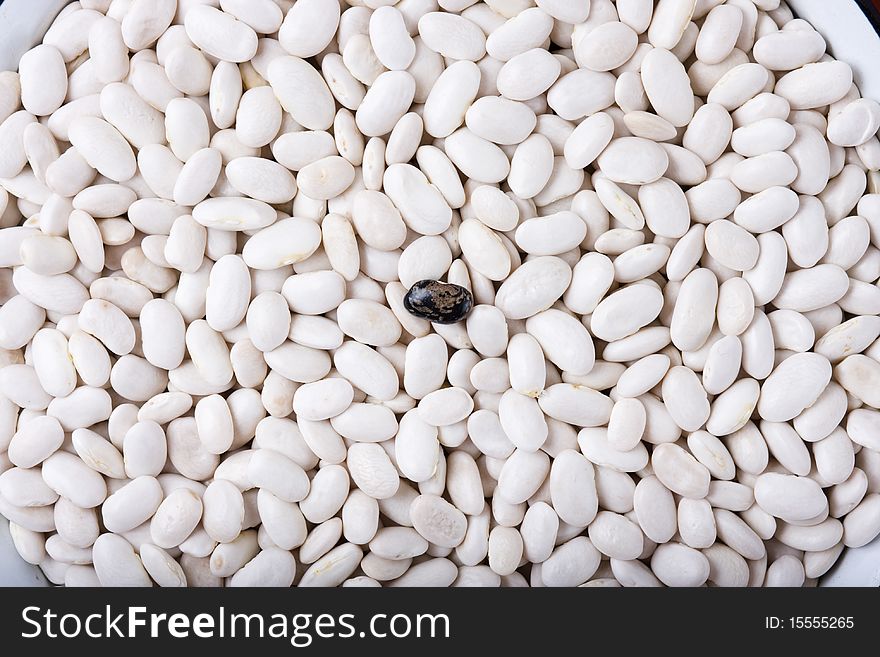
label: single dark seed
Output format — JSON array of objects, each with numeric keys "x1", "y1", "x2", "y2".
[{"x1": 404, "y1": 279, "x2": 474, "y2": 324}]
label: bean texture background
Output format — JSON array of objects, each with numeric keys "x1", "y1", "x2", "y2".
[{"x1": 0, "y1": 0, "x2": 879, "y2": 589}]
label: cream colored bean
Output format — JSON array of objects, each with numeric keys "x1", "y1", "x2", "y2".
[
  {"x1": 230, "y1": 548, "x2": 296, "y2": 587},
  {"x1": 347, "y1": 442, "x2": 400, "y2": 500},
  {"x1": 495, "y1": 256, "x2": 572, "y2": 319},
  {"x1": 589, "y1": 511, "x2": 644, "y2": 560},
  {"x1": 662, "y1": 366, "x2": 710, "y2": 432},
  {"x1": 652, "y1": 443, "x2": 710, "y2": 500},
  {"x1": 78, "y1": 299, "x2": 135, "y2": 356},
  {"x1": 497, "y1": 449, "x2": 550, "y2": 505},
  {"x1": 68, "y1": 117, "x2": 135, "y2": 182},
  {"x1": 184, "y1": 5, "x2": 257, "y2": 63},
  {"x1": 411, "y1": 494, "x2": 467, "y2": 549},
  {"x1": 92, "y1": 533, "x2": 151, "y2": 587},
  {"x1": 418, "y1": 12, "x2": 486, "y2": 62},
  {"x1": 696, "y1": 5, "x2": 743, "y2": 65},
  {"x1": 497, "y1": 48, "x2": 561, "y2": 102},
  {"x1": 541, "y1": 537, "x2": 601, "y2": 587},
  {"x1": 486, "y1": 8, "x2": 552, "y2": 62},
  {"x1": 753, "y1": 27, "x2": 826, "y2": 71},
  {"x1": 509, "y1": 134, "x2": 555, "y2": 199},
  {"x1": 640, "y1": 47, "x2": 695, "y2": 127},
  {"x1": 598, "y1": 137, "x2": 669, "y2": 185},
  {"x1": 591, "y1": 284, "x2": 664, "y2": 343},
  {"x1": 19, "y1": 45, "x2": 67, "y2": 117},
  {"x1": 277, "y1": 0, "x2": 339, "y2": 59},
  {"x1": 383, "y1": 163, "x2": 453, "y2": 235},
  {"x1": 497, "y1": 389, "x2": 547, "y2": 452},
  {"x1": 549, "y1": 449, "x2": 598, "y2": 527},
  {"x1": 150, "y1": 488, "x2": 202, "y2": 549},
  {"x1": 671, "y1": 268, "x2": 718, "y2": 352},
  {"x1": 634, "y1": 476, "x2": 677, "y2": 544},
  {"x1": 708, "y1": 63, "x2": 770, "y2": 112},
  {"x1": 776, "y1": 61, "x2": 854, "y2": 110}
]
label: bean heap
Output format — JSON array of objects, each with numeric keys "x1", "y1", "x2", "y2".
[{"x1": 0, "y1": 0, "x2": 879, "y2": 588}]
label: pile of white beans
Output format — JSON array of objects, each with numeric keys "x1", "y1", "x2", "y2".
[{"x1": 0, "y1": 0, "x2": 879, "y2": 588}]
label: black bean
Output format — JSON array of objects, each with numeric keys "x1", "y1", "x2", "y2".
[{"x1": 403, "y1": 279, "x2": 474, "y2": 324}]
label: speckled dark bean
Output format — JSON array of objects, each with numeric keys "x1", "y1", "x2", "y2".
[{"x1": 404, "y1": 280, "x2": 474, "y2": 324}]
